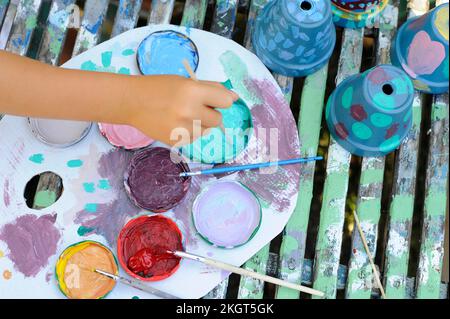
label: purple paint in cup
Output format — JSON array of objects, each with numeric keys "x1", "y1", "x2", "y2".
[
  {"x1": 192, "y1": 180, "x2": 262, "y2": 248},
  {"x1": 124, "y1": 147, "x2": 191, "y2": 212}
]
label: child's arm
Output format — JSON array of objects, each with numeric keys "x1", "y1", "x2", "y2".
[{"x1": 0, "y1": 50, "x2": 237, "y2": 145}]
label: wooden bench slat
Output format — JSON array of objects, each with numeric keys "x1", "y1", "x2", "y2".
[
  {"x1": 210, "y1": 0, "x2": 238, "y2": 38},
  {"x1": 5, "y1": 0, "x2": 42, "y2": 55},
  {"x1": 345, "y1": 0, "x2": 400, "y2": 299},
  {"x1": 416, "y1": 92, "x2": 449, "y2": 298},
  {"x1": 276, "y1": 65, "x2": 329, "y2": 299},
  {"x1": 312, "y1": 28, "x2": 364, "y2": 299},
  {"x1": 383, "y1": 0, "x2": 429, "y2": 299},
  {"x1": 111, "y1": 0, "x2": 143, "y2": 38},
  {"x1": 38, "y1": 0, "x2": 76, "y2": 65},
  {"x1": 0, "y1": 0, "x2": 9, "y2": 29},
  {"x1": 180, "y1": 0, "x2": 208, "y2": 29},
  {"x1": 72, "y1": 0, "x2": 109, "y2": 56},
  {"x1": 0, "y1": 0, "x2": 17, "y2": 50},
  {"x1": 147, "y1": 0, "x2": 175, "y2": 25}
]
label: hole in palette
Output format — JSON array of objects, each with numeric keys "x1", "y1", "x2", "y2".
[{"x1": 24, "y1": 171, "x2": 63, "y2": 209}]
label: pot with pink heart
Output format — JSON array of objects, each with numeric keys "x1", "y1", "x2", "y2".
[{"x1": 391, "y1": 3, "x2": 449, "y2": 94}]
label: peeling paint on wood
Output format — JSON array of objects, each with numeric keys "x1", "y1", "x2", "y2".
[
  {"x1": 111, "y1": 0, "x2": 143, "y2": 38},
  {"x1": 203, "y1": 278, "x2": 229, "y2": 299},
  {"x1": 180, "y1": 0, "x2": 208, "y2": 29},
  {"x1": 38, "y1": 0, "x2": 76, "y2": 65},
  {"x1": 243, "y1": 0, "x2": 266, "y2": 50},
  {"x1": 276, "y1": 65, "x2": 329, "y2": 299},
  {"x1": 0, "y1": 0, "x2": 17, "y2": 50},
  {"x1": 383, "y1": 0, "x2": 429, "y2": 299},
  {"x1": 312, "y1": 28, "x2": 363, "y2": 299},
  {"x1": 211, "y1": 0, "x2": 238, "y2": 38},
  {"x1": 345, "y1": 0, "x2": 399, "y2": 299},
  {"x1": 72, "y1": 0, "x2": 109, "y2": 56},
  {"x1": 5, "y1": 0, "x2": 42, "y2": 55},
  {"x1": 0, "y1": 0, "x2": 9, "y2": 29},
  {"x1": 147, "y1": 0, "x2": 175, "y2": 25},
  {"x1": 416, "y1": 93, "x2": 449, "y2": 298}
]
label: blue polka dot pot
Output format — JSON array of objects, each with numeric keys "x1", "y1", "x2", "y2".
[
  {"x1": 325, "y1": 65, "x2": 414, "y2": 157},
  {"x1": 136, "y1": 30, "x2": 199, "y2": 77},
  {"x1": 391, "y1": 3, "x2": 449, "y2": 94},
  {"x1": 252, "y1": 0, "x2": 336, "y2": 77},
  {"x1": 331, "y1": 0, "x2": 388, "y2": 28}
]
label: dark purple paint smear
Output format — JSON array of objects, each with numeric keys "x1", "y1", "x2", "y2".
[
  {"x1": 125, "y1": 147, "x2": 191, "y2": 212},
  {"x1": 75, "y1": 149, "x2": 140, "y2": 246},
  {"x1": 217, "y1": 78, "x2": 300, "y2": 212},
  {"x1": 0, "y1": 214, "x2": 60, "y2": 277}
]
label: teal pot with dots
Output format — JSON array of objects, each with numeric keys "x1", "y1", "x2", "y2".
[
  {"x1": 325, "y1": 64, "x2": 414, "y2": 157},
  {"x1": 252, "y1": 0, "x2": 336, "y2": 77},
  {"x1": 331, "y1": 0, "x2": 388, "y2": 28}
]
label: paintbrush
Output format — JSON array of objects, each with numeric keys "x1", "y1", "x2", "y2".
[
  {"x1": 167, "y1": 250, "x2": 324, "y2": 297},
  {"x1": 94, "y1": 269, "x2": 180, "y2": 299},
  {"x1": 182, "y1": 59, "x2": 226, "y2": 133},
  {"x1": 178, "y1": 156, "x2": 323, "y2": 177}
]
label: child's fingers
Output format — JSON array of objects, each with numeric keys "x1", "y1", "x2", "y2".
[
  {"x1": 199, "y1": 106, "x2": 223, "y2": 128},
  {"x1": 199, "y1": 82, "x2": 239, "y2": 106}
]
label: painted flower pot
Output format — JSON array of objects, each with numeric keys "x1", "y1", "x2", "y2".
[
  {"x1": 331, "y1": 0, "x2": 388, "y2": 28},
  {"x1": 391, "y1": 3, "x2": 449, "y2": 94},
  {"x1": 252, "y1": 0, "x2": 336, "y2": 77},
  {"x1": 325, "y1": 64, "x2": 414, "y2": 157}
]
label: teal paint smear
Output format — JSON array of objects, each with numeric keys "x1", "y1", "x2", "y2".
[
  {"x1": 352, "y1": 122, "x2": 372, "y2": 140},
  {"x1": 97, "y1": 179, "x2": 111, "y2": 190},
  {"x1": 83, "y1": 183, "x2": 95, "y2": 193},
  {"x1": 118, "y1": 67, "x2": 130, "y2": 75},
  {"x1": 29, "y1": 153, "x2": 44, "y2": 164},
  {"x1": 67, "y1": 159, "x2": 83, "y2": 168},
  {"x1": 131, "y1": 296, "x2": 140, "y2": 299},
  {"x1": 77, "y1": 226, "x2": 94, "y2": 236},
  {"x1": 101, "y1": 51, "x2": 112, "y2": 67},
  {"x1": 122, "y1": 49, "x2": 135, "y2": 56},
  {"x1": 371, "y1": 112, "x2": 393, "y2": 128},
  {"x1": 81, "y1": 60, "x2": 96, "y2": 71},
  {"x1": 341, "y1": 87, "x2": 353, "y2": 109},
  {"x1": 34, "y1": 190, "x2": 57, "y2": 207},
  {"x1": 84, "y1": 203, "x2": 98, "y2": 213}
]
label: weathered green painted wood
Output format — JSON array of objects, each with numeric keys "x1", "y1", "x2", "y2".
[
  {"x1": 37, "y1": 0, "x2": 76, "y2": 65},
  {"x1": 72, "y1": 0, "x2": 109, "y2": 56},
  {"x1": 345, "y1": 0, "x2": 399, "y2": 299},
  {"x1": 111, "y1": 0, "x2": 143, "y2": 37},
  {"x1": 211, "y1": 0, "x2": 238, "y2": 38},
  {"x1": 383, "y1": 0, "x2": 429, "y2": 299},
  {"x1": 416, "y1": 92, "x2": 449, "y2": 298},
  {"x1": 276, "y1": 65, "x2": 329, "y2": 299},
  {"x1": 0, "y1": 0, "x2": 9, "y2": 29},
  {"x1": 312, "y1": 28, "x2": 364, "y2": 299},
  {"x1": 147, "y1": 0, "x2": 175, "y2": 25},
  {"x1": 5, "y1": 0, "x2": 42, "y2": 55},
  {"x1": 180, "y1": 0, "x2": 208, "y2": 29},
  {"x1": 203, "y1": 279, "x2": 229, "y2": 299},
  {"x1": 242, "y1": 0, "x2": 265, "y2": 50},
  {"x1": 0, "y1": 0, "x2": 17, "y2": 49}
]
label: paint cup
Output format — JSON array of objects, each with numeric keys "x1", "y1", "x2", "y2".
[
  {"x1": 331, "y1": 0, "x2": 388, "y2": 28},
  {"x1": 124, "y1": 147, "x2": 191, "y2": 212},
  {"x1": 28, "y1": 118, "x2": 92, "y2": 147},
  {"x1": 192, "y1": 180, "x2": 262, "y2": 248},
  {"x1": 136, "y1": 30, "x2": 199, "y2": 77},
  {"x1": 391, "y1": 3, "x2": 449, "y2": 94},
  {"x1": 98, "y1": 123, "x2": 154, "y2": 151},
  {"x1": 325, "y1": 64, "x2": 414, "y2": 157},
  {"x1": 55, "y1": 241, "x2": 118, "y2": 299},
  {"x1": 180, "y1": 80, "x2": 253, "y2": 164},
  {"x1": 252, "y1": 0, "x2": 336, "y2": 77},
  {"x1": 117, "y1": 215, "x2": 184, "y2": 282}
]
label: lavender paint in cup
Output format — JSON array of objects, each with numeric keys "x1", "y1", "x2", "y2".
[{"x1": 192, "y1": 180, "x2": 262, "y2": 248}]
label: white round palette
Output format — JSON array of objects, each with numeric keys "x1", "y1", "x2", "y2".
[{"x1": 0, "y1": 25, "x2": 300, "y2": 299}]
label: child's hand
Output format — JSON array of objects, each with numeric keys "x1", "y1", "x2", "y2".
[{"x1": 126, "y1": 75, "x2": 239, "y2": 146}]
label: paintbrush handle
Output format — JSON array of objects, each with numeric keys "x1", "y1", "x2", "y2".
[
  {"x1": 172, "y1": 251, "x2": 324, "y2": 297},
  {"x1": 95, "y1": 269, "x2": 179, "y2": 299},
  {"x1": 181, "y1": 156, "x2": 323, "y2": 177}
]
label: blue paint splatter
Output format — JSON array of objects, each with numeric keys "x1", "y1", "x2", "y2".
[
  {"x1": 67, "y1": 159, "x2": 83, "y2": 167},
  {"x1": 83, "y1": 183, "x2": 95, "y2": 193},
  {"x1": 97, "y1": 179, "x2": 111, "y2": 190},
  {"x1": 84, "y1": 203, "x2": 98, "y2": 213},
  {"x1": 136, "y1": 30, "x2": 199, "y2": 77},
  {"x1": 29, "y1": 153, "x2": 44, "y2": 164}
]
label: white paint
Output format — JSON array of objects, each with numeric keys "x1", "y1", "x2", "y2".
[
  {"x1": 28, "y1": 118, "x2": 92, "y2": 147},
  {"x1": 387, "y1": 230, "x2": 408, "y2": 257}
]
